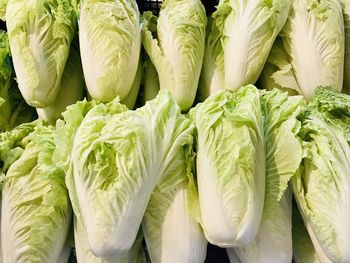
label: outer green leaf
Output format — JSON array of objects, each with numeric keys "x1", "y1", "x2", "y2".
[
  {"x1": 36, "y1": 39, "x2": 85, "y2": 124},
  {"x1": 53, "y1": 99, "x2": 101, "y2": 174},
  {"x1": 66, "y1": 91, "x2": 193, "y2": 256},
  {"x1": 54, "y1": 98, "x2": 127, "y2": 226},
  {"x1": 141, "y1": 0, "x2": 207, "y2": 111},
  {"x1": 142, "y1": 134, "x2": 207, "y2": 263},
  {"x1": 308, "y1": 86, "x2": 350, "y2": 141},
  {"x1": 1, "y1": 124, "x2": 71, "y2": 263},
  {"x1": 79, "y1": 0, "x2": 141, "y2": 102},
  {"x1": 232, "y1": 89, "x2": 304, "y2": 263},
  {"x1": 0, "y1": 120, "x2": 39, "y2": 174},
  {"x1": 280, "y1": 0, "x2": 344, "y2": 99},
  {"x1": 6, "y1": 0, "x2": 77, "y2": 107},
  {"x1": 189, "y1": 85, "x2": 265, "y2": 247},
  {"x1": 214, "y1": 0, "x2": 291, "y2": 90}
]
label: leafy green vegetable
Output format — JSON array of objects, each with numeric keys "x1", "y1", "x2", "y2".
[
  {"x1": 54, "y1": 99, "x2": 100, "y2": 175},
  {"x1": 231, "y1": 89, "x2": 304, "y2": 262},
  {"x1": 141, "y1": 0, "x2": 207, "y2": 111},
  {"x1": 56, "y1": 91, "x2": 193, "y2": 257},
  {"x1": 79, "y1": 0, "x2": 141, "y2": 102},
  {"x1": 36, "y1": 39, "x2": 85, "y2": 124},
  {"x1": 279, "y1": 0, "x2": 344, "y2": 99},
  {"x1": 189, "y1": 85, "x2": 265, "y2": 247},
  {"x1": 1, "y1": 124, "x2": 71, "y2": 262},
  {"x1": 6, "y1": 0, "x2": 77, "y2": 107},
  {"x1": 0, "y1": 120, "x2": 38, "y2": 174},
  {"x1": 0, "y1": 31, "x2": 36, "y2": 131},
  {"x1": 208, "y1": 0, "x2": 290, "y2": 92},
  {"x1": 307, "y1": 86, "x2": 350, "y2": 140},
  {"x1": 292, "y1": 90, "x2": 350, "y2": 262},
  {"x1": 142, "y1": 131, "x2": 207, "y2": 263}
]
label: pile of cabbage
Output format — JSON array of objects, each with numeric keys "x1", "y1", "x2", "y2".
[{"x1": 0, "y1": 0, "x2": 350, "y2": 262}]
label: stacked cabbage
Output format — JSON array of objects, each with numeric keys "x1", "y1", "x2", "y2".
[{"x1": 0, "y1": 0, "x2": 349, "y2": 262}]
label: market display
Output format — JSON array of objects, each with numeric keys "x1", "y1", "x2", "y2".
[{"x1": 0, "y1": 0, "x2": 350, "y2": 263}]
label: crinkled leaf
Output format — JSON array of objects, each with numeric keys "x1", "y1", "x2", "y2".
[
  {"x1": 142, "y1": 0, "x2": 207, "y2": 111},
  {"x1": 233, "y1": 89, "x2": 304, "y2": 262},
  {"x1": 215, "y1": 0, "x2": 291, "y2": 90},
  {"x1": 7, "y1": 0, "x2": 77, "y2": 107},
  {"x1": 1, "y1": 124, "x2": 71, "y2": 262},
  {"x1": 189, "y1": 85, "x2": 265, "y2": 247},
  {"x1": 280, "y1": 0, "x2": 344, "y2": 99},
  {"x1": 66, "y1": 91, "x2": 193, "y2": 256},
  {"x1": 292, "y1": 114, "x2": 350, "y2": 262},
  {"x1": 79, "y1": 0, "x2": 141, "y2": 102},
  {"x1": 37, "y1": 38, "x2": 85, "y2": 124},
  {"x1": 142, "y1": 136, "x2": 207, "y2": 263}
]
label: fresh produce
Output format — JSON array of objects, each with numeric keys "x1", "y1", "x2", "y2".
[
  {"x1": 1, "y1": 1, "x2": 350, "y2": 262},
  {"x1": 79, "y1": 0, "x2": 141, "y2": 102},
  {"x1": 230, "y1": 89, "x2": 305, "y2": 263},
  {"x1": 278, "y1": 0, "x2": 344, "y2": 99},
  {"x1": 55, "y1": 91, "x2": 194, "y2": 257},
  {"x1": 1, "y1": 123, "x2": 71, "y2": 263},
  {"x1": 142, "y1": 125, "x2": 207, "y2": 263},
  {"x1": 189, "y1": 85, "x2": 265, "y2": 247},
  {"x1": 142, "y1": 0, "x2": 207, "y2": 111},
  {"x1": 0, "y1": 121, "x2": 38, "y2": 175},
  {"x1": 0, "y1": 31, "x2": 36, "y2": 131},
  {"x1": 6, "y1": 0, "x2": 77, "y2": 108},
  {"x1": 36, "y1": 39, "x2": 85, "y2": 124},
  {"x1": 292, "y1": 87, "x2": 350, "y2": 262},
  {"x1": 198, "y1": 0, "x2": 291, "y2": 99}
]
